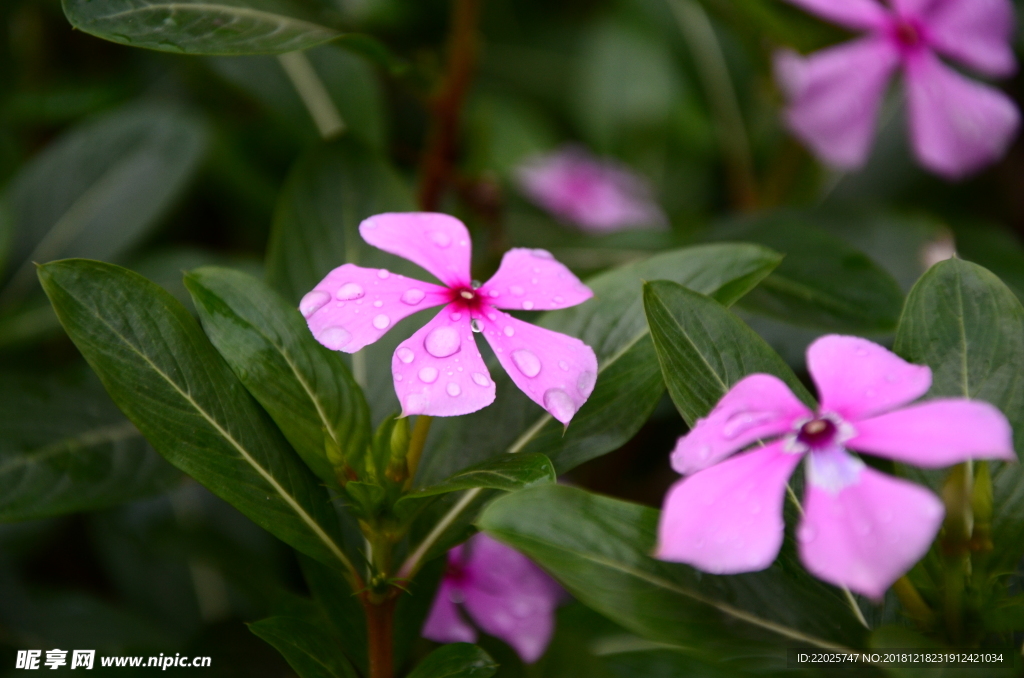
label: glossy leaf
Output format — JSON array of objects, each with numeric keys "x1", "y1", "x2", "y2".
[
  {"x1": 478, "y1": 484, "x2": 868, "y2": 672},
  {"x1": 406, "y1": 644, "x2": 498, "y2": 678},
  {"x1": 62, "y1": 0, "x2": 343, "y2": 55},
  {"x1": 185, "y1": 266, "x2": 370, "y2": 485},
  {"x1": 298, "y1": 555, "x2": 368, "y2": 676},
  {"x1": 38, "y1": 259, "x2": 355, "y2": 574},
  {"x1": 643, "y1": 279, "x2": 814, "y2": 425},
  {"x1": 249, "y1": 611, "x2": 358, "y2": 678},
  {"x1": 0, "y1": 104, "x2": 207, "y2": 307},
  {"x1": 0, "y1": 367, "x2": 180, "y2": 521},
  {"x1": 405, "y1": 453, "x2": 555, "y2": 500}
]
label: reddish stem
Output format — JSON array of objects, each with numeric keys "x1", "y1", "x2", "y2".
[{"x1": 363, "y1": 595, "x2": 396, "y2": 678}]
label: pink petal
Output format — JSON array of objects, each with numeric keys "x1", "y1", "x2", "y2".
[
  {"x1": 461, "y1": 534, "x2": 561, "y2": 664},
  {"x1": 360, "y1": 213, "x2": 473, "y2": 287},
  {"x1": 422, "y1": 580, "x2": 478, "y2": 645},
  {"x1": 392, "y1": 308, "x2": 495, "y2": 418},
  {"x1": 799, "y1": 462, "x2": 944, "y2": 599},
  {"x1": 923, "y1": 0, "x2": 1017, "y2": 77},
  {"x1": 480, "y1": 312, "x2": 597, "y2": 425},
  {"x1": 775, "y1": 37, "x2": 900, "y2": 169},
  {"x1": 670, "y1": 374, "x2": 810, "y2": 475},
  {"x1": 890, "y1": 0, "x2": 935, "y2": 15},
  {"x1": 782, "y1": 0, "x2": 890, "y2": 30},
  {"x1": 905, "y1": 50, "x2": 1021, "y2": 179},
  {"x1": 479, "y1": 248, "x2": 593, "y2": 312},
  {"x1": 304, "y1": 264, "x2": 449, "y2": 353},
  {"x1": 849, "y1": 399, "x2": 1015, "y2": 466},
  {"x1": 656, "y1": 441, "x2": 802, "y2": 574},
  {"x1": 807, "y1": 335, "x2": 932, "y2": 421}
]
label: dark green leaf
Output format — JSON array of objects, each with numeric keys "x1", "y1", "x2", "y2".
[
  {"x1": 405, "y1": 453, "x2": 555, "y2": 500},
  {"x1": 38, "y1": 259, "x2": 355, "y2": 575},
  {"x1": 0, "y1": 367, "x2": 180, "y2": 521},
  {"x1": 406, "y1": 644, "x2": 498, "y2": 678},
  {"x1": 643, "y1": 279, "x2": 814, "y2": 425},
  {"x1": 185, "y1": 266, "x2": 370, "y2": 485},
  {"x1": 0, "y1": 104, "x2": 207, "y2": 307},
  {"x1": 250, "y1": 612, "x2": 358, "y2": 678},
  {"x1": 62, "y1": 0, "x2": 343, "y2": 55},
  {"x1": 299, "y1": 554, "x2": 368, "y2": 676},
  {"x1": 478, "y1": 484, "x2": 868, "y2": 672}
]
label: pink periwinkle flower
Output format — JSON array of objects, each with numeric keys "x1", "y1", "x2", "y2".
[
  {"x1": 422, "y1": 533, "x2": 564, "y2": 663},
  {"x1": 656, "y1": 335, "x2": 1014, "y2": 599},
  {"x1": 515, "y1": 145, "x2": 668, "y2": 233},
  {"x1": 775, "y1": 0, "x2": 1020, "y2": 179},
  {"x1": 301, "y1": 213, "x2": 598, "y2": 423}
]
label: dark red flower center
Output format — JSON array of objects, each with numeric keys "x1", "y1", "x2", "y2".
[
  {"x1": 447, "y1": 285, "x2": 485, "y2": 313},
  {"x1": 797, "y1": 417, "x2": 837, "y2": 450},
  {"x1": 893, "y1": 20, "x2": 922, "y2": 49},
  {"x1": 445, "y1": 558, "x2": 471, "y2": 585}
]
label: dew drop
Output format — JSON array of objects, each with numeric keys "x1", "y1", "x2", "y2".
[
  {"x1": 522, "y1": 301, "x2": 534, "y2": 310},
  {"x1": 401, "y1": 288, "x2": 426, "y2": 305},
  {"x1": 430, "y1": 231, "x2": 452, "y2": 248},
  {"x1": 797, "y1": 525, "x2": 816, "y2": 543},
  {"x1": 543, "y1": 388, "x2": 576, "y2": 422},
  {"x1": 472, "y1": 372, "x2": 490, "y2": 387},
  {"x1": 722, "y1": 410, "x2": 776, "y2": 439},
  {"x1": 511, "y1": 349, "x2": 541, "y2": 378},
  {"x1": 531, "y1": 278, "x2": 538, "y2": 285},
  {"x1": 503, "y1": 325, "x2": 515, "y2": 337},
  {"x1": 489, "y1": 289, "x2": 500, "y2": 298},
  {"x1": 373, "y1": 300, "x2": 383, "y2": 307},
  {"x1": 697, "y1": 445, "x2": 711, "y2": 460},
  {"x1": 336, "y1": 283, "x2": 365, "y2": 300},
  {"x1": 577, "y1": 370, "x2": 596, "y2": 397},
  {"x1": 446, "y1": 383, "x2": 462, "y2": 397},
  {"x1": 424, "y1": 327, "x2": 461, "y2": 358},
  {"x1": 532, "y1": 249, "x2": 554, "y2": 260},
  {"x1": 471, "y1": 279, "x2": 482, "y2": 289},
  {"x1": 404, "y1": 394, "x2": 429, "y2": 415},
  {"x1": 553, "y1": 296, "x2": 564, "y2": 304},
  {"x1": 377, "y1": 269, "x2": 390, "y2": 279},
  {"x1": 397, "y1": 347, "x2": 415, "y2": 364},
  {"x1": 510, "y1": 285, "x2": 525, "y2": 296},
  {"x1": 373, "y1": 314, "x2": 391, "y2": 330},
  {"x1": 395, "y1": 374, "x2": 402, "y2": 381},
  {"x1": 299, "y1": 291, "x2": 330, "y2": 318},
  {"x1": 450, "y1": 312, "x2": 462, "y2": 321},
  {"x1": 487, "y1": 312, "x2": 497, "y2": 321},
  {"x1": 319, "y1": 327, "x2": 352, "y2": 350},
  {"x1": 558, "y1": 360, "x2": 569, "y2": 371},
  {"x1": 419, "y1": 367, "x2": 439, "y2": 383}
]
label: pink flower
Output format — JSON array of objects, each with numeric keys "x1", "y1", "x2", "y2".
[
  {"x1": 301, "y1": 213, "x2": 598, "y2": 422},
  {"x1": 776, "y1": 0, "x2": 1020, "y2": 179},
  {"x1": 656, "y1": 335, "x2": 1014, "y2": 598},
  {"x1": 515, "y1": 145, "x2": 668, "y2": 233},
  {"x1": 422, "y1": 533, "x2": 564, "y2": 663}
]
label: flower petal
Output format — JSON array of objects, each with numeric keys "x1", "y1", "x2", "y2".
[
  {"x1": 422, "y1": 580, "x2": 477, "y2": 645},
  {"x1": 392, "y1": 308, "x2": 495, "y2": 418},
  {"x1": 775, "y1": 37, "x2": 900, "y2": 169},
  {"x1": 304, "y1": 264, "x2": 448, "y2": 353},
  {"x1": 807, "y1": 335, "x2": 932, "y2": 421},
  {"x1": 849, "y1": 399, "x2": 1015, "y2": 466},
  {"x1": 480, "y1": 248, "x2": 593, "y2": 312},
  {"x1": 670, "y1": 374, "x2": 809, "y2": 475},
  {"x1": 799, "y1": 463, "x2": 944, "y2": 599},
  {"x1": 783, "y1": 0, "x2": 890, "y2": 30},
  {"x1": 461, "y1": 535, "x2": 561, "y2": 664},
  {"x1": 924, "y1": 0, "x2": 1017, "y2": 77},
  {"x1": 905, "y1": 50, "x2": 1021, "y2": 179},
  {"x1": 481, "y1": 312, "x2": 597, "y2": 425},
  {"x1": 656, "y1": 441, "x2": 801, "y2": 574},
  {"x1": 360, "y1": 212, "x2": 473, "y2": 287}
]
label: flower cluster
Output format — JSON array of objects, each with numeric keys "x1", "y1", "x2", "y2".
[{"x1": 657, "y1": 335, "x2": 1014, "y2": 598}]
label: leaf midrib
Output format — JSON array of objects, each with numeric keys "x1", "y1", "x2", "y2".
[
  {"x1": 81, "y1": 2, "x2": 339, "y2": 36},
  {"x1": 0, "y1": 420, "x2": 140, "y2": 475}
]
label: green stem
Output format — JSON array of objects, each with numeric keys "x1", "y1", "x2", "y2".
[
  {"x1": 940, "y1": 461, "x2": 974, "y2": 642},
  {"x1": 278, "y1": 51, "x2": 346, "y2": 139},
  {"x1": 404, "y1": 415, "x2": 433, "y2": 490},
  {"x1": 892, "y1": 576, "x2": 934, "y2": 624}
]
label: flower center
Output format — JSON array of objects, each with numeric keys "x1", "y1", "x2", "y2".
[
  {"x1": 892, "y1": 19, "x2": 922, "y2": 49},
  {"x1": 797, "y1": 417, "x2": 837, "y2": 449},
  {"x1": 448, "y1": 284, "x2": 485, "y2": 313}
]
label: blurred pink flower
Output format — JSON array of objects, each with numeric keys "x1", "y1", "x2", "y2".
[
  {"x1": 775, "y1": 0, "x2": 1020, "y2": 179},
  {"x1": 515, "y1": 146, "x2": 668, "y2": 232},
  {"x1": 422, "y1": 533, "x2": 564, "y2": 663},
  {"x1": 656, "y1": 335, "x2": 1014, "y2": 598},
  {"x1": 301, "y1": 212, "x2": 598, "y2": 423}
]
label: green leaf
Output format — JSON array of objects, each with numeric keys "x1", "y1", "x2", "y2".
[
  {"x1": 0, "y1": 103, "x2": 207, "y2": 307},
  {"x1": 708, "y1": 214, "x2": 904, "y2": 332},
  {"x1": 893, "y1": 258, "x2": 1024, "y2": 568},
  {"x1": 250, "y1": 612, "x2": 358, "y2": 678},
  {"x1": 184, "y1": 266, "x2": 370, "y2": 485},
  {"x1": 61, "y1": 0, "x2": 343, "y2": 56},
  {"x1": 478, "y1": 484, "x2": 868, "y2": 672},
  {"x1": 298, "y1": 555, "x2": 368, "y2": 675},
  {"x1": 406, "y1": 644, "x2": 498, "y2": 678},
  {"x1": 420, "y1": 243, "x2": 782, "y2": 482},
  {"x1": 0, "y1": 366, "x2": 181, "y2": 521},
  {"x1": 643, "y1": 279, "x2": 814, "y2": 426},
  {"x1": 38, "y1": 259, "x2": 355, "y2": 575}
]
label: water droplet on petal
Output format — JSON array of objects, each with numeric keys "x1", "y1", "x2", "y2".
[
  {"x1": 450, "y1": 311, "x2": 462, "y2": 321},
  {"x1": 543, "y1": 388, "x2": 576, "y2": 422},
  {"x1": 299, "y1": 291, "x2": 330, "y2": 318},
  {"x1": 531, "y1": 278, "x2": 538, "y2": 285},
  {"x1": 797, "y1": 525, "x2": 816, "y2": 543},
  {"x1": 397, "y1": 347, "x2": 415, "y2": 364},
  {"x1": 697, "y1": 445, "x2": 711, "y2": 460},
  {"x1": 447, "y1": 383, "x2": 461, "y2": 397},
  {"x1": 532, "y1": 249, "x2": 554, "y2": 259},
  {"x1": 470, "y1": 319, "x2": 482, "y2": 333},
  {"x1": 471, "y1": 280, "x2": 482, "y2": 289},
  {"x1": 377, "y1": 269, "x2": 390, "y2": 279},
  {"x1": 489, "y1": 289, "x2": 500, "y2": 298},
  {"x1": 424, "y1": 327, "x2": 461, "y2": 358},
  {"x1": 487, "y1": 312, "x2": 497, "y2": 321},
  {"x1": 319, "y1": 326, "x2": 352, "y2": 350},
  {"x1": 558, "y1": 360, "x2": 569, "y2": 371},
  {"x1": 511, "y1": 349, "x2": 541, "y2": 377},
  {"x1": 522, "y1": 301, "x2": 534, "y2": 310},
  {"x1": 503, "y1": 326, "x2": 514, "y2": 337},
  {"x1": 401, "y1": 289, "x2": 425, "y2": 305},
  {"x1": 336, "y1": 283, "x2": 365, "y2": 300},
  {"x1": 472, "y1": 372, "x2": 489, "y2": 387},
  {"x1": 373, "y1": 314, "x2": 391, "y2": 330},
  {"x1": 722, "y1": 410, "x2": 777, "y2": 439},
  {"x1": 553, "y1": 296, "x2": 564, "y2": 304},
  {"x1": 404, "y1": 394, "x2": 429, "y2": 415},
  {"x1": 395, "y1": 374, "x2": 402, "y2": 381},
  {"x1": 419, "y1": 367, "x2": 438, "y2": 383},
  {"x1": 373, "y1": 300, "x2": 383, "y2": 307},
  {"x1": 430, "y1": 232, "x2": 452, "y2": 248},
  {"x1": 510, "y1": 285, "x2": 525, "y2": 296},
  {"x1": 577, "y1": 370, "x2": 596, "y2": 397}
]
